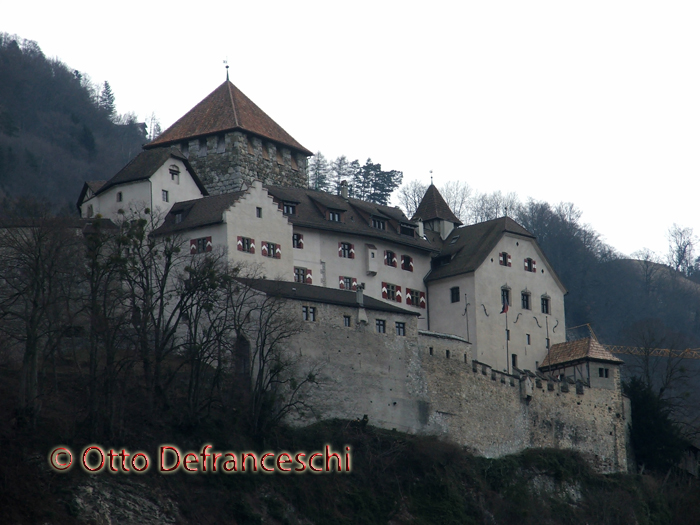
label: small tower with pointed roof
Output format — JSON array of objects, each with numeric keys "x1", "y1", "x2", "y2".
[
  {"x1": 412, "y1": 184, "x2": 463, "y2": 241},
  {"x1": 144, "y1": 80, "x2": 312, "y2": 194}
]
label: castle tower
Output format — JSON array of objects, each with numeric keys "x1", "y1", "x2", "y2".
[
  {"x1": 144, "y1": 80, "x2": 312, "y2": 194},
  {"x1": 412, "y1": 184, "x2": 463, "y2": 240}
]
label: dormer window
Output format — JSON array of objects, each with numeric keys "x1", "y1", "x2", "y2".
[
  {"x1": 400, "y1": 225, "x2": 415, "y2": 236},
  {"x1": 283, "y1": 203, "x2": 296, "y2": 215},
  {"x1": 372, "y1": 218, "x2": 385, "y2": 230},
  {"x1": 449, "y1": 235, "x2": 459, "y2": 245},
  {"x1": 328, "y1": 210, "x2": 341, "y2": 222},
  {"x1": 170, "y1": 165, "x2": 180, "y2": 184}
]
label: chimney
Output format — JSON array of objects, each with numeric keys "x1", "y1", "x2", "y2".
[
  {"x1": 340, "y1": 180, "x2": 349, "y2": 199},
  {"x1": 356, "y1": 283, "x2": 364, "y2": 306}
]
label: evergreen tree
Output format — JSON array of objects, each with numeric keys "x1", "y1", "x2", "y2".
[
  {"x1": 308, "y1": 152, "x2": 331, "y2": 192},
  {"x1": 98, "y1": 81, "x2": 116, "y2": 119},
  {"x1": 330, "y1": 155, "x2": 355, "y2": 194}
]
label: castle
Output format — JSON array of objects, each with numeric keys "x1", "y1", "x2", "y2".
[{"x1": 77, "y1": 79, "x2": 631, "y2": 472}]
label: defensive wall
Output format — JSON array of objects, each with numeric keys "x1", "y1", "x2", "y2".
[{"x1": 290, "y1": 300, "x2": 630, "y2": 473}]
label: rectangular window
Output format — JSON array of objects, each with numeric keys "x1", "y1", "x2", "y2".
[
  {"x1": 116, "y1": 191, "x2": 123, "y2": 202},
  {"x1": 328, "y1": 211, "x2": 340, "y2": 222},
  {"x1": 170, "y1": 167, "x2": 180, "y2": 184},
  {"x1": 302, "y1": 306, "x2": 316, "y2": 322},
  {"x1": 294, "y1": 267, "x2": 306, "y2": 283},
  {"x1": 506, "y1": 329, "x2": 510, "y2": 341},
  {"x1": 190, "y1": 237, "x2": 212, "y2": 254},
  {"x1": 395, "y1": 322, "x2": 406, "y2": 336},
  {"x1": 385, "y1": 283, "x2": 397, "y2": 301},
  {"x1": 162, "y1": 190, "x2": 169, "y2": 202},
  {"x1": 343, "y1": 277, "x2": 353, "y2": 290},
  {"x1": 401, "y1": 255, "x2": 413, "y2": 272},
  {"x1": 521, "y1": 292, "x2": 530, "y2": 310},
  {"x1": 384, "y1": 250, "x2": 397, "y2": 267},
  {"x1": 526, "y1": 334, "x2": 531, "y2": 345},
  {"x1": 339, "y1": 242, "x2": 353, "y2": 258},
  {"x1": 541, "y1": 297, "x2": 550, "y2": 314},
  {"x1": 499, "y1": 252, "x2": 511, "y2": 267},
  {"x1": 238, "y1": 237, "x2": 254, "y2": 253},
  {"x1": 283, "y1": 203, "x2": 296, "y2": 215},
  {"x1": 409, "y1": 289, "x2": 420, "y2": 307},
  {"x1": 599, "y1": 367, "x2": 609, "y2": 378},
  {"x1": 175, "y1": 211, "x2": 183, "y2": 224},
  {"x1": 256, "y1": 207, "x2": 262, "y2": 218},
  {"x1": 376, "y1": 319, "x2": 386, "y2": 333},
  {"x1": 501, "y1": 288, "x2": 510, "y2": 306},
  {"x1": 264, "y1": 241, "x2": 276, "y2": 258},
  {"x1": 372, "y1": 218, "x2": 385, "y2": 230},
  {"x1": 512, "y1": 354, "x2": 518, "y2": 369},
  {"x1": 343, "y1": 315, "x2": 351, "y2": 327},
  {"x1": 293, "y1": 233, "x2": 304, "y2": 249},
  {"x1": 450, "y1": 287, "x2": 460, "y2": 303}
]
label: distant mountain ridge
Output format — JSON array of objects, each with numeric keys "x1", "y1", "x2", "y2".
[{"x1": 0, "y1": 33, "x2": 146, "y2": 213}]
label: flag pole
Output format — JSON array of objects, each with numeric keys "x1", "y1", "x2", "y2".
[{"x1": 505, "y1": 307, "x2": 509, "y2": 374}]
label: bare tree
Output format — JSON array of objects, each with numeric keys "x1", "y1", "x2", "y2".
[
  {"x1": 440, "y1": 180, "x2": 473, "y2": 224},
  {"x1": 667, "y1": 224, "x2": 696, "y2": 277},
  {"x1": 397, "y1": 180, "x2": 428, "y2": 219}
]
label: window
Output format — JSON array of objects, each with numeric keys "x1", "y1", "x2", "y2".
[
  {"x1": 451, "y1": 287, "x2": 460, "y2": 303},
  {"x1": 293, "y1": 233, "x2": 304, "y2": 249},
  {"x1": 501, "y1": 288, "x2": 510, "y2": 306},
  {"x1": 328, "y1": 211, "x2": 340, "y2": 222},
  {"x1": 376, "y1": 319, "x2": 386, "y2": 333},
  {"x1": 344, "y1": 315, "x2": 351, "y2": 327},
  {"x1": 216, "y1": 134, "x2": 226, "y2": 153},
  {"x1": 175, "y1": 211, "x2": 183, "y2": 224},
  {"x1": 546, "y1": 337, "x2": 550, "y2": 349},
  {"x1": 446, "y1": 350, "x2": 451, "y2": 359},
  {"x1": 190, "y1": 237, "x2": 212, "y2": 254},
  {"x1": 116, "y1": 191, "x2": 123, "y2": 202},
  {"x1": 302, "y1": 306, "x2": 316, "y2": 322},
  {"x1": 198, "y1": 138, "x2": 207, "y2": 157},
  {"x1": 294, "y1": 267, "x2": 307, "y2": 283},
  {"x1": 162, "y1": 190, "x2": 169, "y2": 202},
  {"x1": 395, "y1": 322, "x2": 405, "y2": 336},
  {"x1": 256, "y1": 207, "x2": 262, "y2": 218},
  {"x1": 541, "y1": 296, "x2": 550, "y2": 314},
  {"x1": 524, "y1": 257, "x2": 536, "y2": 272},
  {"x1": 339, "y1": 242, "x2": 354, "y2": 258},
  {"x1": 521, "y1": 292, "x2": 531, "y2": 310},
  {"x1": 341, "y1": 276, "x2": 353, "y2": 290},
  {"x1": 372, "y1": 218, "x2": 385, "y2": 230},
  {"x1": 170, "y1": 165, "x2": 180, "y2": 184},
  {"x1": 383, "y1": 282, "x2": 398, "y2": 301},
  {"x1": 429, "y1": 346, "x2": 434, "y2": 356},
  {"x1": 263, "y1": 242, "x2": 276, "y2": 258},
  {"x1": 237, "y1": 236, "x2": 255, "y2": 253},
  {"x1": 283, "y1": 203, "x2": 296, "y2": 215},
  {"x1": 384, "y1": 250, "x2": 397, "y2": 267},
  {"x1": 506, "y1": 329, "x2": 510, "y2": 341},
  {"x1": 499, "y1": 252, "x2": 511, "y2": 267},
  {"x1": 598, "y1": 367, "x2": 609, "y2": 378},
  {"x1": 512, "y1": 354, "x2": 518, "y2": 369},
  {"x1": 408, "y1": 289, "x2": 420, "y2": 307},
  {"x1": 401, "y1": 255, "x2": 413, "y2": 272},
  {"x1": 526, "y1": 334, "x2": 531, "y2": 345}
]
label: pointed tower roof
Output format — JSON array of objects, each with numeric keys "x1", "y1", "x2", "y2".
[
  {"x1": 412, "y1": 184, "x2": 462, "y2": 225},
  {"x1": 144, "y1": 81, "x2": 312, "y2": 156}
]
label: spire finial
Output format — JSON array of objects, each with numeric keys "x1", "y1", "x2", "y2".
[
  {"x1": 223, "y1": 58, "x2": 229, "y2": 81},
  {"x1": 430, "y1": 170, "x2": 433, "y2": 185}
]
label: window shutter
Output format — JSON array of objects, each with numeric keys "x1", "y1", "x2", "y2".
[
  {"x1": 261, "y1": 242, "x2": 269, "y2": 257},
  {"x1": 351, "y1": 278, "x2": 358, "y2": 290},
  {"x1": 190, "y1": 239, "x2": 197, "y2": 254},
  {"x1": 206, "y1": 236, "x2": 212, "y2": 252},
  {"x1": 382, "y1": 282, "x2": 388, "y2": 299},
  {"x1": 392, "y1": 253, "x2": 397, "y2": 267},
  {"x1": 249, "y1": 239, "x2": 255, "y2": 254},
  {"x1": 338, "y1": 276, "x2": 345, "y2": 289},
  {"x1": 408, "y1": 256, "x2": 413, "y2": 272},
  {"x1": 419, "y1": 291, "x2": 426, "y2": 309},
  {"x1": 406, "y1": 288, "x2": 413, "y2": 306},
  {"x1": 274, "y1": 244, "x2": 281, "y2": 259},
  {"x1": 298, "y1": 234, "x2": 304, "y2": 249},
  {"x1": 384, "y1": 251, "x2": 388, "y2": 265},
  {"x1": 507, "y1": 254, "x2": 512, "y2": 267},
  {"x1": 396, "y1": 285, "x2": 402, "y2": 303},
  {"x1": 350, "y1": 244, "x2": 355, "y2": 259},
  {"x1": 532, "y1": 260, "x2": 537, "y2": 272},
  {"x1": 237, "y1": 236, "x2": 243, "y2": 252},
  {"x1": 499, "y1": 252, "x2": 504, "y2": 265},
  {"x1": 524, "y1": 258, "x2": 528, "y2": 271},
  {"x1": 305, "y1": 269, "x2": 312, "y2": 284},
  {"x1": 338, "y1": 242, "x2": 342, "y2": 257}
]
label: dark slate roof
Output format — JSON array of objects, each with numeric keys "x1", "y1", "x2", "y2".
[
  {"x1": 265, "y1": 185, "x2": 438, "y2": 252},
  {"x1": 86, "y1": 181, "x2": 106, "y2": 193},
  {"x1": 152, "y1": 191, "x2": 245, "y2": 235},
  {"x1": 144, "y1": 80, "x2": 313, "y2": 156},
  {"x1": 541, "y1": 338, "x2": 624, "y2": 368},
  {"x1": 412, "y1": 184, "x2": 462, "y2": 225},
  {"x1": 94, "y1": 147, "x2": 208, "y2": 197},
  {"x1": 236, "y1": 278, "x2": 420, "y2": 316},
  {"x1": 425, "y1": 217, "x2": 536, "y2": 282}
]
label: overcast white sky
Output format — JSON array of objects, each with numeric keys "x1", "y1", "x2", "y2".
[{"x1": 5, "y1": 1, "x2": 700, "y2": 258}]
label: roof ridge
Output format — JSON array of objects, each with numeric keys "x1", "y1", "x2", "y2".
[{"x1": 227, "y1": 80, "x2": 239, "y2": 128}]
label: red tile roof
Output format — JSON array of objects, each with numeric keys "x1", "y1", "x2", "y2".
[
  {"x1": 541, "y1": 337, "x2": 623, "y2": 368},
  {"x1": 144, "y1": 81, "x2": 312, "y2": 156}
]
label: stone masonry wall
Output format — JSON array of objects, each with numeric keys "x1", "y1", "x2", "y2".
[
  {"x1": 290, "y1": 300, "x2": 630, "y2": 473},
  {"x1": 181, "y1": 131, "x2": 308, "y2": 194}
]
